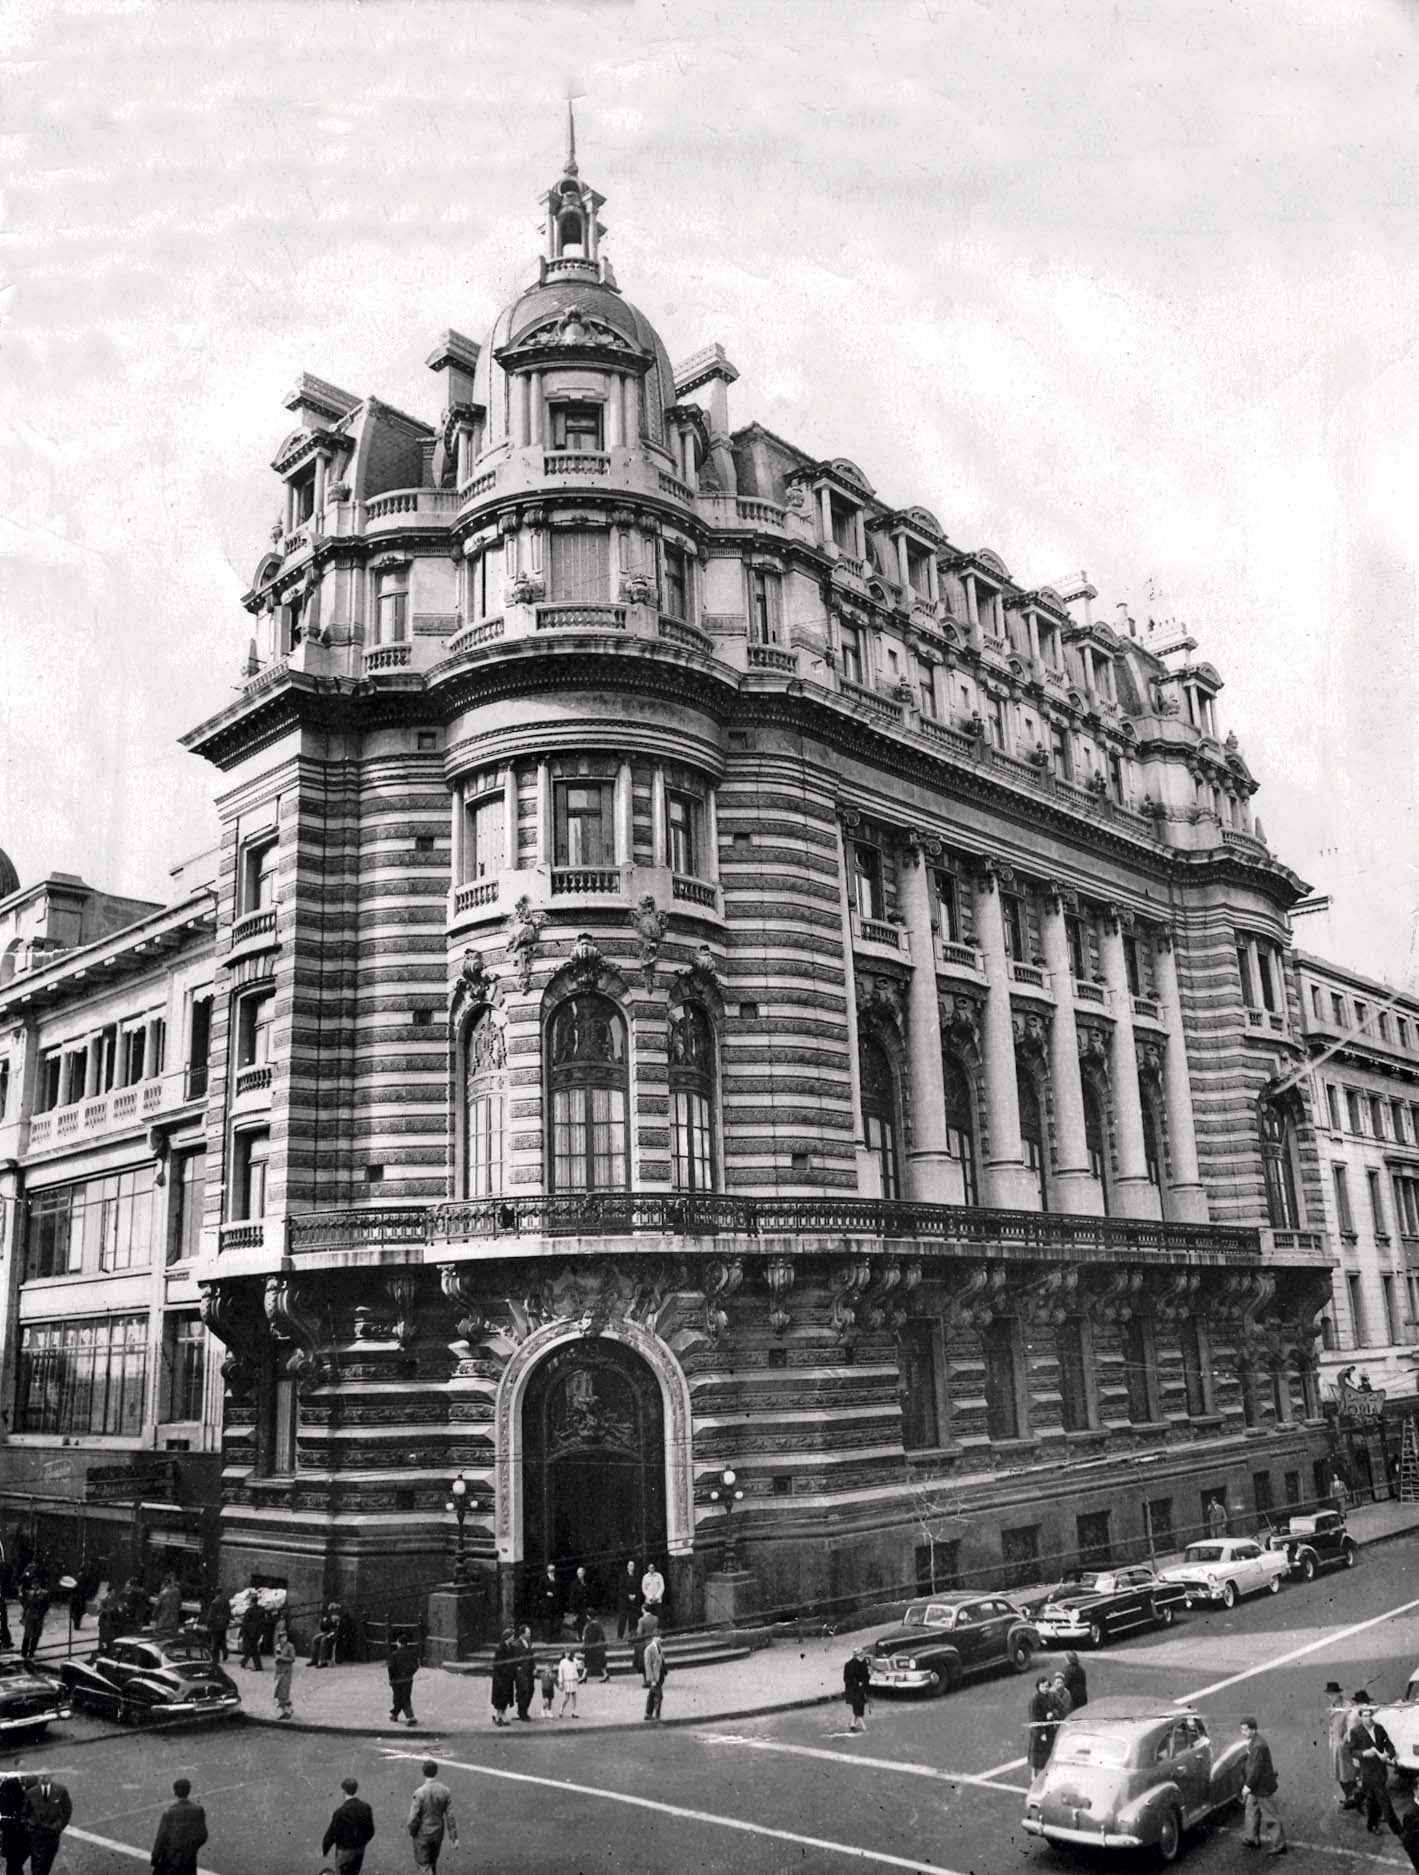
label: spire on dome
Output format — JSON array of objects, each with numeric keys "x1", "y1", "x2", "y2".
[
  {"x1": 539, "y1": 107, "x2": 612, "y2": 284},
  {"x1": 565, "y1": 96, "x2": 578, "y2": 177}
]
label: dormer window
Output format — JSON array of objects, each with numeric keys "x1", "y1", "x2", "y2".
[
  {"x1": 552, "y1": 403, "x2": 603, "y2": 451},
  {"x1": 1093, "y1": 652, "x2": 1116, "y2": 703},
  {"x1": 828, "y1": 493, "x2": 859, "y2": 555},
  {"x1": 290, "y1": 465, "x2": 316, "y2": 527},
  {"x1": 905, "y1": 541, "x2": 932, "y2": 597}
]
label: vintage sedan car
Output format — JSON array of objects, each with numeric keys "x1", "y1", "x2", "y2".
[
  {"x1": 1372, "y1": 1668, "x2": 1419, "y2": 1773},
  {"x1": 0, "y1": 1660, "x2": 71, "y2": 1737},
  {"x1": 1265, "y1": 1509, "x2": 1359, "y2": 1580},
  {"x1": 1034, "y1": 1565, "x2": 1189, "y2": 1648},
  {"x1": 58, "y1": 1633, "x2": 241, "y2": 1725},
  {"x1": 1023, "y1": 1696, "x2": 1247, "y2": 1863},
  {"x1": 1156, "y1": 1537, "x2": 1289, "y2": 1609},
  {"x1": 866, "y1": 1593, "x2": 1038, "y2": 1695}
]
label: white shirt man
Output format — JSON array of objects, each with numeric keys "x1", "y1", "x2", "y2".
[{"x1": 640, "y1": 1565, "x2": 665, "y2": 1617}]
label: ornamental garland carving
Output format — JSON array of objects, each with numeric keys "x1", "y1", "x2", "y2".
[
  {"x1": 889, "y1": 1260, "x2": 923, "y2": 1330},
  {"x1": 1150, "y1": 1269, "x2": 1202, "y2": 1323},
  {"x1": 1087, "y1": 1268, "x2": 1143, "y2": 1323},
  {"x1": 938, "y1": 992, "x2": 983, "y2": 1057},
  {"x1": 703, "y1": 1256, "x2": 744, "y2": 1346},
  {"x1": 1077, "y1": 1023, "x2": 1110, "y2": 1066},
  {"x1": 830, "y1": 1257, "x2": 873, "y2": 1343},
  {"x1": 1012, "y1": 1010, "x2": 1049, "y2": 1056},
  {"x1": 856, "y1": 971, "x2": 907, "y2": 1032},
  {"x1": 506, "y1": 896, "x2": 547, "y2": 992},
  {"x1": 1020, "y1": 1265, "x2": 1080, "y2": 1327},
  {"x1": 264, "y1": 1277, "x2": 333, "y2": 1391},
  {"x1": 450, "y1": 948, "x2": 503, "y2": 1029},
  {"x1": 942, "y1": 1264, "x2": 1009, "y2": 1330},
  {"x1": 765, "y1": 1255, "x2": 796, "y2": 1337},
  {"x1": 856, "y1": 1258, "x2": 902, "y2": 1334},
  {"x1": 628, "y1": 896, "x2": 666, "y2": 987}
]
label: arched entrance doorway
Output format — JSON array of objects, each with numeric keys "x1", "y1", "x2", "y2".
[{"x1": 521, "y1": 1339, "x2": 667, "y2": 1602}]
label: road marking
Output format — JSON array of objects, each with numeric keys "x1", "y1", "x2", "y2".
[
  {"x1": 69, "y1": 1824, "x2": 228, "y2": 1872},
  {"x1": 979, "y1": 1754, "x2": 1028, "y2": 1777},
  {"x1": 695, "y1": 1731, "x2": 1029, "y2": 1794},
  {"x1": 1173, "y1": 1593, "x2": 1419, "y2": 1703},
  {"x1": 1216, "y1": 1824, "x2": 1404, "y2": 1868},
  {"x1": 375, "y1": 1747, "x2": 977, "y2": 1871}
]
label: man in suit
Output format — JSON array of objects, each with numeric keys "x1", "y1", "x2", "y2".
[
  {"x1": 150, "y1": 1777, "x2": 208, "y2": 1875},
  {"x1": 1239, "y1": 1716, "x2": 1286, "y2": 1855},
  {"x1": 387, "y1": 1634, "x2": 421, "y2": 1727},
  {"x1": 616, "y1": 1559, "x2": 641, "y2": 1640},
  {"x1": 536, "y1": 1564, "x2": 561, "y2": 1644},
  {"x1": 406, "y1": 1761, "x2": 458, "y2": 1870},
  {"x1": 568, "y1": 1565, "x2": 591, "y2": 1640},
  {"x1": 321, "y1": 1775, "x2": 375, "y2": 1874},
  {"x1": 22, "y1": 1771, "x2": 72, "y2": 1875},
  {"x1": 204, "y1": 1587, "x2": 231, "y2": 1665},
  {"x1": 1350, "y1": 1701, "x2": 1399, "y2": 1834}
]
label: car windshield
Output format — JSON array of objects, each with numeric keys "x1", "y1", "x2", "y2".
[
  {"x1": 1181, "y1": 1545, "x2": 1227, "y2": 1564},
  {"x1": 901, "y1": 1604, "x2": 952, "y2": 1628},
  {"x1": 1053, "y1": 1731, "x2": 1132, "y2": 1768},
  {"x1": 161, "y1": 1642, "x2": 214, "y2": 1664},
  {"x1": 1052, "y1": 1574, "x2": 1107, "y2": 1596}
]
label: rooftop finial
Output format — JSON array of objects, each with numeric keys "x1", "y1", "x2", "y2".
[{"x1": 565, "y1": 96, "x2": 579, "y2": 177}]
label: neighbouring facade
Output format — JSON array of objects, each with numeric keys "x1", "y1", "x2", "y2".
[
  {"x1": 0, "y1": 853, "x2": 223, "y2": 1590},
  {"x1": 10, "y1": 138, "x2": 1347, "y2": 1628}
]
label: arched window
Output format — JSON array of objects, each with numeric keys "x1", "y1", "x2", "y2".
[
  {"x1": 547, "y1": 994, "x2": 629, "y2": 1191},
  {"x1": 463, "y1": 1010, "x2": 505, "y2": 1198},
  {"x1": 1083, "y1": 1082, "x2": 1109, "y2": 1214},
  {"x1": 1260, "y1": 1097, "x2": 1303, "y2": 1229},
  {"x1": 1018, "y1": 1071, "x2": 1048, "y2": 1210},
  {"x1": 942, "y1": 1056, "x2": 978, "y2": 1207},
  {"x1": 669, "y1": 1003, "x2": 717, "y2": 1192},
  {"x1": 860, "y1": 1037, "x2": 901, "y2": 1200}
]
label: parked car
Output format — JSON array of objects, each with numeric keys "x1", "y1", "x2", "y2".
[
  {"x1": 1022, "y1": 1696, "x2": 1247, "y2": 1863},
  {"x1": 0, "y1": 1660, "x2": 71, "y2": 1737},
  {"x1": 1264, "y1": 1509, "x2": 1359, "y2": 1580},
  {"x1": 1156, "y1": 1538, "x2": 1289, "y2": 1609},
  {"x1": 1371, "y1": 1668, "x2": 1419, "y2": 1773},
  {"x1": 58, "y1": 1633, "x2": 241, "y2": 1725},
  {"x1": 866, "y1": 1593, "x2": 1038, "y2": 1696},
  {"x1": 1033, "y1": 1565, "x2": 1189, "y2": 1648}
]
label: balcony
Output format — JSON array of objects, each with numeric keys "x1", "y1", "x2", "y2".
[
  {"x1": 452, "y1": 878, "x2": 501, "y2": 918},
  {"x1": 551, "y1": 866, "x2": 624, "y2": 896},
  {"x1": 839, "y1": 679, "x2": 905, "y2": 727},
  {"x1": 1131, "y1": 995, "x2": 1163, "y2": 1023},
  {"x1": 657, "y1": 615, "x2": 714, "y2": 654},
  {"x1": 28, "y1": 1069, "x2": 203, "y2": 1153},
  {"x1": 362, "y1": 488, "x2": 461, "y2": 531},
  {"x1": 229, "y1": 907, "x2": 277, "y2": 953},
  {"x1": 446, "y1": 617, "x2": 505, "y2": 656},
  {"x1": 234, "y1": 1064, "x2": 273, "y2": 1097},
  {"x1": 284, "y1": 1192, "x2": 1271, "y2": 1269},
  {"x1": 1009, "y1": 961, "x2": 1050, "y2": 992},
  {"x1": 658, "y1": 471, "x2": 695, "y2": 504},
  {"x1": 534, "y1": 604, "x2": 627, "y2": 632},
  {"x1": 363, "y1": 642, "x2": 412, "y2": 673},
  {"x1": 543, "y1": 451, "x2": 609, "y2": 477},
  {"x1": 672, "y1": 874, "x2": 718, "y2": 911},
  {"x1": 1245, "y1": 1007, "x2": 1289, "y2": 1037},
  {"x1": 219, "y1": 1221, "x2": 269, "y2": 1254},
  {"x1": 746, "y1": 642, "x2": 798, "y2": 673},
  {"x1": 938, "y1": 939, "x2": 986, "y2": 978},
  {"x1": 1073, "y1": 980, "x2": 1108, "y2": 1008},
  {"x1": 852, "y1": 913, "x2": 910, "y2": 963}
]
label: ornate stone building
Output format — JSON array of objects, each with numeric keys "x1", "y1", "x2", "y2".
[{"x1": 176, "y1": 137, "x2": 1336, "y2": 1622}]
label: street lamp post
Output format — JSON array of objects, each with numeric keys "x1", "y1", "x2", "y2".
[
  {"x1": 445, "y1": 1473, "x2": 469, "y2": 1587},
  {"x1": 708, "y1": 1467, "x2": 745, "y2": 1571}
]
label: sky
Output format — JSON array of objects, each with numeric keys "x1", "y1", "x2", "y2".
[{"x1": 2, "y1": 0, "x2": 1417, "y2": 982}]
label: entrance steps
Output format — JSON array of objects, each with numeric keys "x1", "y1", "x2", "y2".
[{"x1": 446, "y1": 1630, "x2": 754, "y2": 1678}]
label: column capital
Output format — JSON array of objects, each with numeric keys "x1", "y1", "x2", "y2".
[
  {"x1": 976, "y1": 855, "x2": 1015, "y2": 892},
  {"x1": 901, "y1": 826, "x2": 943, "y2": 864},
  {"x1": 1153, "y1": 924, "x2": 1177, "y2": 954},
  {"x1": 1044, "y1": 879, "x2": 1078, "y2": 915},
  {"x1": 836, "y1": 804, "x2": 864, "y2": 832},
  {"x1": 1102, "y1": 902, "x2": 1135, "y2": 935}
]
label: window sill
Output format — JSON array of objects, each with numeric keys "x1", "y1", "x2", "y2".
[
  {"x1": 1188, "y1": 1414, "x2": 1224, "y2": 1433},
  {"x1": 904, "y1": 1444, "x2": 965, "y2": 1464}
]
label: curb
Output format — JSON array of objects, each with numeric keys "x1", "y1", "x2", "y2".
[{"x1": 238, "y1": 1688, "x2": 838, "y2": 1740}]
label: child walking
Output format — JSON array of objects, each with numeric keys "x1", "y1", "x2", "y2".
[
  {"x1": 273, "y1": 1623, "x2": 296, "y2": 1720},
  {"x1": 557, "y1": 1648, "x2": 583, "y2": 1717},
  {"x1": 539, "y1": 1656, "x2": 557, "y2": 1717}
]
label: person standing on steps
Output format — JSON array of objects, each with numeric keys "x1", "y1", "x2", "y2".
[
  {"x1": 616, "y1": 1558, "x2": 641, "y2": 1640},
  {"x1": 640, "y1": 1560, "x2": 665, "y2": 1627},
  {"x1": 843, "y1": 1649, "x2": 871, "y2": 1733},
  {"x1": 582, "y1": 1613, "x2": 609, "y2": 1682},
  {"x1": 1239, "y1": 1715, "x2": 1287, "y2": 1856},
  {"x1": 536, "y1": 1564, "x2": 561, "y2": 1644},
  {"x1": 150, "y1": 1776, "x2": 208, "y2": 1875},
  {"x1": 568, "y1": 1565, "x2": 590, "y2": 1639},
  {"x1": 321, "y1": 1775, "x2": 375, "y2": 1875},
  {"x1": 406, "y1": 1761, "x2": 457, "y2": 1872}
]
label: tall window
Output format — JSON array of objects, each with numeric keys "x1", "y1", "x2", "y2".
[
  {"x1": 1057, "y1": 1320, "x2": 1092, "y2": 1431},
  {"x1": 1122, "y1": 1316, "x2": 1156, "y2": 1423},
  {"x1": 376, "y1": 568, "x2": 409, "y2": 643},
  {"x1": 548, "y1": 994, "x2": 629, "y2": 1191},
  {"x1": 1141, "y1": 1086, "x2": 1166, "y2": 1200},
  {"x1": 661, "y1": 543, "x2": 689, "y2": 621},
  {"x1": 983, "y1": 1318, "x2": 1022, "y2": 1441},
  {"x1": 551, "y1": 403, "x2": 603, "y2": 450},
  {"x1": 669, "y1": 1003, "x2": 717, "y2": 1193},
  {"x1": 851, "y1": 844, "x2": 884, "y2": 920},
  {"x1": 464, "y1": 1011, "x2": 506, "y2": 1198},
  {"x1": 15, "y1": 1315, "x2": 148, "y2": 1437},
  {"x1": 1236, "y1": 939, "x2": 1256, "y2": 1008},
  {"x1": 1347, "y1": 1271, "x2": 1368, "y2": 1345},
  {"x1": 1018, "y1": 1072, "x2": 1048, "y2": 1209},
  {"x1": 547, "y1": 530, "x2": 609, "y2": 603},
  {"x1": 1083, "y1": 1084, "x2": 1109, "y2": 1211},
  {"x1": 236, "y1": 991, "x2": 274, "y2": 1071},
  {"x1": 162, "y1": 1314, "x2": 206, "y2": 1423},
  {"x1": 1180, "y1": 1318, "x2": 1209, "y2": 1417},
  {"x1": 828, "y1": 493, "x2": 858, "y2": 554},
  {"x1": 554, "y1": 781, "x2": 615, "y2": 867},
  {"x1": 233, "y1": 1129, "x2": 270, "y2": 1220},
  {"x1": 168, "y1": 1151, "x2": 206, "y2": 1266},
  {"x1": 667, "y1": 792, "x2": 701, "y2": 877},
  {"x1": 899, "y1": 1319, "x2": 942, "y2": 1451},
  {"x1": 839, "y1": 624, "x2": 864, "y2": 685},
  {"x1": 934, "y1": 869, "x2": 961, "y2": 944},
  {"x1": 749, "y1": 569, "x2": 779, "y2": 644},
  {"x1": 860, "y1": 1037, "x2": 901, "y2": 1200},
  {"x1": 1001, "y1": 895, "x2": 1026, "y2": 962},
  {"x1": 942, "y1": 1057, "x2": 978, "y2": 1207},
  {"x1": 187, "y1": 996, "x2": 212, "y2": 1100},
  {"x1": 1260, "y1": 1098, "x2": 1302, "y2": 1229},
  {"x1": 464, "y1": 793, "x2": 505, "y2": 881},
  {"x1": 242, "y1": 836, "x2": 278, "y2": 915},
  {"x1": 916, "y1": 657, "x2": 936, "y2": 718}
]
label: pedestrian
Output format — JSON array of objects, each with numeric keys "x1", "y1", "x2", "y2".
[
  {"x1": 1325, "y1": 1682, "x2": 1359, "y2": 1809},
  {"x1": 406, "y1": 1760, "x2": 458, "y2": 1871},
  {"x1": 556, "y1": 1647, "x2": 582, "y2": 1717},
  {"x1": 205, "y1": 1586, "x2": 231, "y2": 1665},
  {"x1": 1349, "y1": 1700, "x2": 1398, "y2": 1834},
  {"x1": 21, "y1": 1770, "x2": 71, "y2": 1875},
  {"x1": 616, "y1": 1558, "x2": 641, "y2": 1639},
  {"x1": 641, "y1": 1560, "x2": 666, "y2": 1626},
  {"x1": 67, "y1": 1563, "x2": 93, "y2": 1631},
  {"x1": 310, "y1": 1602, "x2": 342, "y2": 1668},
  {"x1": 238, "y1": 1594, "x2": 264, "y2": 1670},
  {"x1": 490, "y1": 1627, "x2": 516, "y2": 1726},
  {"x1": 582, "y1": 1614, "x2": 609, "y2": 1682},
  {"x1": 1206, "y1": 1496, "x2": 1228, "y2": 1539},
  {"x1": 150, "y1": 1776, "x2": 208, "y2": 1875},
  {"x1": 122, "y1": 1574, "x2": 150, "y2": 1629},
  {"x1": 512, "y1": 1624, "x2": 536, "y2": 1721},
  {"x1": 273, "y1": 1623, "x2": 296, "y2": 1720},
  {"x1": 568, "y1": 1565, "x2": 591, "y2": 1639},
  {"x1": 387, "y1": 1632, "x2": 420, "y2": 1728},
  {"x1": 1049, "y1": 1669, "x2": 1073, "y2": 1726},
  {"x1": 1331, "y1": 1471, "x2": 1350, "y2": 1513},
  {"x1": 1061, "y1": 1651, "x2": 1087, "y2": 1713},
  {"x1": 535, "y1": 1564, "x2": 560, "y2": 1644},
  {"x1": 1026, "y1": 1676, "x2": 1057, "y2": 1772},
  {"x1": 843, "y1": 1648, "x2": 871, "y2": 1733},
  {"x1": 1239, "y1": 1715, "x2": 1287, "y2": 1856},
  {"x1": 0, "y1": 1774, "x2": 34, "y2": 1875},
  {"x1": 19, "y1": 1579, "x2": 48, "y2": 1663},
  {"x1": 539, "y1": 1655, "x2": 556, "y2": 1717},
  {"x1": 96, "y1": 1587, "x2": 122, "y2": 1653},
  {"x1": 642, "y1": 1627, "x2": 667, "y2": 1721},
  {"x1": 152, "y1": 1571, "x2": 183, "y2": 1637},
  {"x1": 321, "y1": 1775, "x2": 376, "y2": 1875}
]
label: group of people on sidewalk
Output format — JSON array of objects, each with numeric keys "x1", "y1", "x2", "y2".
[
  {"x1": 531, "y1": 1557, "x2": 667, "y2": 1645},
  {"x1": 1326, "y1": 1682, "x2": 1419, "y2": 1867},
  {"x1": 488, "y1": 1604, "x2": 669, "y2": 1724}
]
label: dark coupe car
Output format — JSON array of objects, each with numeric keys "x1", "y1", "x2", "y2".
[
  {"x1": 58, "y1": 1633, "x2": 241, "y2": 1725},
  {"x1": 0, "y1": 1660, "x2": 71, "y2": 1737},
  {"x1": 1265, "y1": 1509, "x2": 1359, "y2": 1580},
  {"x1": 1033, "y1": 1565, "x2": 1188, "y2": 1648},
  {"x1": 867, "y1": 1593, "x2": 1038, "y2": 1695}
]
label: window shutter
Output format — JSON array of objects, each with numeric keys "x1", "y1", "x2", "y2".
[{"x1": 549, "y1": 531, "x2": 608, "y2": 603}]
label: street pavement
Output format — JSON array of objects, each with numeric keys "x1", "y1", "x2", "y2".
[{"x1": 9, "y1": 1499, "x2": 1419, "y2": 1872}]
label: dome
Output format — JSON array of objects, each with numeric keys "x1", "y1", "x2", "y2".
[{"x1": 0, "y1": 848, "x2": 18, "y2": 900}]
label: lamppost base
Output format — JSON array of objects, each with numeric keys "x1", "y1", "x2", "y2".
[
  {"x1": 705, "y1": 1567, "x2": 758, "y2": 1628},
  {"x1": 425, "y1": 1580, "x2": 487, "y2": 1665}
]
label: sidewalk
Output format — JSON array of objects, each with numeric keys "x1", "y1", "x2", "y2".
[{"x1": 226, "y1": 1493, "x2": 1419, "y2": 1739}]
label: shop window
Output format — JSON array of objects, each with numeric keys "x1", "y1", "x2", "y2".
[
  {"x1": 554, "y1": 781, "x2": 614, "y2": 868},
  {"x1": 547, "y1": 994, "x2": 628, "y2": 1192},
  {"x1": 669, "y1": 1002, "x2": 717, "y2": 1193},
  {"x1": 463, "y1": 1011, "x2": 506, "y2": 1199},
  {"x1": 15, "y1": 1314, "x2": 148, "y2": 1437},
  {"x1": 860, "y1": 1037, "x2": 901, "y2": 1200}
]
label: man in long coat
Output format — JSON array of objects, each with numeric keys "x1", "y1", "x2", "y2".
[
  {"x1": 150, "y1": 1777, "x2": 208, "y2": 1875},
  {"x1": 512, "y1": 1625, "x2": 537, "y2": 1721}
]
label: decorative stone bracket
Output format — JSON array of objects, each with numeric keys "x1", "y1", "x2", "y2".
[{"x1": 264, "y1": 1277, "x2": 335, "y2": 1391}]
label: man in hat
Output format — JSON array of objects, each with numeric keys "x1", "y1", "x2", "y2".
[
  {"x1": 1325, "y1": 1683, "x2": 1358, "y2": 1809},
  {"x1": 1349, "y1": 1699, "x2": 1398, "y2": 1834}
]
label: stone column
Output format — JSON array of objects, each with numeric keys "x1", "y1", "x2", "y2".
[
  {"x1": 503, "y1": 769, "x2": 519, "y2": 874},
  {"x1": 895, "y1": 533, "x2": 911, "y2": 589},
  {"x1": 836, "y1": 819, "x2": 871, "y2": 1192},
  {"x1": 535, "y1": 761, "x2": 552, "y2": 869},
  {"x1": 529, "y1": 373, "x2": 544, "y2": 447},
  {"x1": 1153, "y1": 930, "x2": 1208, "y2": 1222},
  {"x1": 614, "y1": 762, "x2": 634, "y2": 869},
  {"x1": 974, "y1": 862, "x2": 1033, "y2": 1209},
  {"x1": 454, "y1": 427, "x2": 469, "y2": 487},
  {"x1": 818, "y1": 486, "x2": 833, "y2": 546},
  {"x1": 651, "y1": 765, "x2": 668, "y2": 870},
  {"x1": 607, "y1": 377, "x2": 624, "y2": 449},
  {"x1": 899, "y1": 837, "x2": 951, "y2": 1203},
  {"x1": 1039, "y1": 887, "x2": 1096, "y2": 1214},
  {"x1": 1100, "y1": 908, "x2": 1154, "y2": 1218},
  {"x1": 313, "y1": 452, "x2": 327, "y2": 514}
]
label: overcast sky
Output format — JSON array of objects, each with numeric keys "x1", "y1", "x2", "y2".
[{"x1": 3, "y1": 0, "x2": 1416, "y2": 982}]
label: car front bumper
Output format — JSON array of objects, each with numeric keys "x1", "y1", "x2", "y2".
[
  {"x1": 157, "y1": 1695, "x2": 242, "y2": 1717},
  {"x1": 1035, "y1": 1617, "x2": 1092, "y2": 1643},
  {"x1": 867, "y1": 1665, "x2": 939, "y2": 1690},
  {"x1": 0, "y1": 1707, "x2": 69, "y2": 1729}
]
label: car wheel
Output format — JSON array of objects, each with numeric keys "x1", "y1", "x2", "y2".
[
  {"x1": 1008, "y1": 1636, "x2": 1033, "y2": 1674},
  {"x1": 1299, "y1": 1553, "x2": 1317, "y2": 1582},
  {"x1": 1157, "y1": 1805, "x2": 1184, "y2": 1863},
  {"x1": 1220, "y1": 1581, "x2": 1237, "y2": 1610},
  {"x1": 1154, "y1": 1600, "x2": 1176, "y2": 1628},
  {"x1": 1344, "y1": 1545, "x2": 1359, "y2": 1569},
  {"x1": 1268, "y1": 1574, "x2": 1281, "y2": 1595},
  {"x1": 1088, "y1": 1618, "x2": 1108, "y2": 1649},
  {"x1": 926, "y1": 1668, "x2": 947, "y2": 1698}
]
